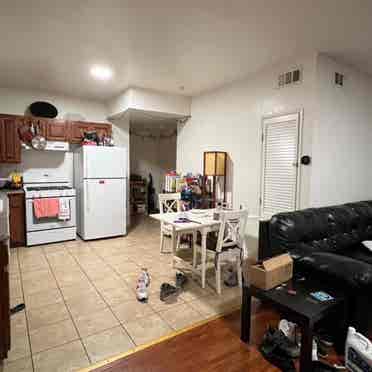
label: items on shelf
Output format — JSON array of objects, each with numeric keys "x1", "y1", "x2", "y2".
[
  {"x1": 130, "y1": 175, "x2": 148, "y2": 215},
  {"x1": 163, "y1": 171, "x2": 206, "y2": 209},
  {"x1": 82, "y1": 131, "x2": 114, "y2": 146}
]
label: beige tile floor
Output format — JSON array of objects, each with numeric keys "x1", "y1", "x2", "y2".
[{"x1": 2, "y1": 217, "x2": 241, "y2": 372}]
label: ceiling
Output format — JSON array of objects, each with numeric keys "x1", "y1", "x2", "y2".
[
  {"x1": 129, "y1": 110, "x2": 178, "y2": 137},
  {"x1": 1, "y1": 0, "x2": 372, "y2": 101}
]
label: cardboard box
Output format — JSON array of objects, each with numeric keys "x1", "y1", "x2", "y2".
[{"x1": 249, "y1": 253, "x2": 293, "y2": 290}]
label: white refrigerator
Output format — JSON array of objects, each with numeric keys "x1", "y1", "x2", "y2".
[{"x1": 74, "y1": 146, "x2": 127, "y2": 240}]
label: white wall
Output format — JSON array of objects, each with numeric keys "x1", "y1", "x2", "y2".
[
  {"x1": 110, "y1": 113, "x2": 131, "y2": 225},
  {"x1": 107, "y1": 87, "x2": 191, "y2": 118},
  {"x1": 0, "y1": 87, "x2": 108, "y2": 183},
  {"x1": 177, "y1": 53, "x2": 318, "y2": 256},
  {"x1": 130, "y1": 133, "x2": 177, "y2": 207},
  {"x1": 0, "y1": 87, "x2": 107, "y2": 121},
  {"x1": 310, "y1": 54, "x2": 372, "y2": 206}
]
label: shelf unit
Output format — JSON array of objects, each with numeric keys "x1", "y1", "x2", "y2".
[{"x1": 130, "y1": 180, "x2": 148, "y2": 215}]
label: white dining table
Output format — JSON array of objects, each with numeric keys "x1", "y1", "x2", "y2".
[{"x1": 150, "y1": 209, "x2": 221, "y2": 288}]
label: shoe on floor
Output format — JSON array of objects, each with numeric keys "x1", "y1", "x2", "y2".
[
  {"x1": 175, "y1": 272, "x2": 188, "y2": 288},
  {"x1": 224, "y1": 267, "x2": 238, "y2": 287},
  {"x1": 263, "y1": 326, "x2": 300, "y2": 359},
  {"x1": 260, "y1": 327, "x2": 296, "y2": 372},
  {"x1": 315, "y1": 329, "x2": 334, "y2": 347},
  {"x1": 160, "y1": 283, "x2": 179, "y2": 302},
  {"x1": 315, "y1": 337, "x2": 329, "y2": 358},
  {"x1": 279, "y1": 319, "x2": 297, "y2": 343}
]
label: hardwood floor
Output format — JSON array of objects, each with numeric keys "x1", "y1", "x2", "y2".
[{"x1": 92, "y1": 302, "x2": 282, "y2": 372}]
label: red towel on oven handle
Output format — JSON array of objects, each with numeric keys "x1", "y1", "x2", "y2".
[{"x1": 33, "y1": 198, "x2": 60, "y2": 219}]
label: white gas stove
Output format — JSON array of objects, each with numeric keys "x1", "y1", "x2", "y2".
[
  {"x1": 25, "y1": 184, "x2": 76, "y2": 199},
  {"x1": 24, "y1": 181, "x2": 77, "y2": 246}
]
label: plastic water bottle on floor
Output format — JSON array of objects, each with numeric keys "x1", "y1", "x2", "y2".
[{"x1": 136, "y1": 268, "x2": 150, "y2": 303}]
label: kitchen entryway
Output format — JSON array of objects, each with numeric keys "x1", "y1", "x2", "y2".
[{"x1": 129, "y1": 110, "x2": 178, "y2": 217}]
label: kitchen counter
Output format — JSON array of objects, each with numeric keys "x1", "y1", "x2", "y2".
[
  {"x1": 0, "y1": 234, "x2": 9, "y2": 242},
  {"x1": 0, "y1": 189, "x2": 24, "y2": 195}
]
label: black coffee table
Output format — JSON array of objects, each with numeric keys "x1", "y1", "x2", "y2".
[{"x1": 241, "y1": 279, "x2": 347, "y2": 372}]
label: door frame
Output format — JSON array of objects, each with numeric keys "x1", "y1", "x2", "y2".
[{"x1": 259, "y1": 109, "x2": 303, "y2": 218}]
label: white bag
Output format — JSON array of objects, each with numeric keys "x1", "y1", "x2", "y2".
[{"x1": 345, "y1": 327, "x2": 372, "y2": 372}]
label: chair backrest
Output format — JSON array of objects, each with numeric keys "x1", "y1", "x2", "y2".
[
  {"x1": 158, "y1": 193, "x2": 181, "y2": 214},
  {"x1": 215, "y1": 209, "x2": 248, "y2": 253}
]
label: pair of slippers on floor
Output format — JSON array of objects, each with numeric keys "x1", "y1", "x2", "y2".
[
  {"x1": 160, "y1": 272, "x2": 188, "y2": 302},
  {"x1": 136, "y1": 269, "x2": 188, "y2": 303}
]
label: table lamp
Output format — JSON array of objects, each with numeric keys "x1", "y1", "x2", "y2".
[{"x1": 203, "y1": 151, "x2": 227, "y2": 206}]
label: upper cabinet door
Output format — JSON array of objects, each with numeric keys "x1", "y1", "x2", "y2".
[
  {"x1": 21, "y1": 116, "x2": 46, "y2": 137},
  {"x1": 45, "y1": 120, "x2": 69, "y2": 141},
  {"x1": 70, "y1": 122, "x2": 112, "y2": 143},
  {"x1": 90, "y1": 123, "x2": 112, "y2": 138},
  {"x1": 0, "y1": 117, "x2": 21, "y2": 163},
  {"x1": 70, "y1": 122, "x2": 91, "y2": 144}
]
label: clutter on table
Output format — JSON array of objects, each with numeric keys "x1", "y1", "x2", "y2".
[{"x1": 249, "y1": 253, "x2": 293, "y2": 290}]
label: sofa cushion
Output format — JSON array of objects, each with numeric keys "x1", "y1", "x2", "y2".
[
  {"x1": 269, "y1": 201, "x2": 372, "y2": 256},
  {"x1": 340, "y1": 244, "x2": 372, "y2": 265},
  {"x1": 293, "y1": 250, "x2": 372, "y2": 289}
]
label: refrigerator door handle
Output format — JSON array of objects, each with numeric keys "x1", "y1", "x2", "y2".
[
  {"x1": 86, "y1": 182, "x2": 90, "y2": 213},
  {"x1": 83, "y1": 152, "x2": 88, "y2": 178}
]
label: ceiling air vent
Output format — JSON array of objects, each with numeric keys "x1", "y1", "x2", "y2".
[
  {"x1": 278, "y1": 69, "x2": 302, "y2": 88},
  {"x1": 335, "y1": 72, "x2": 344, "y2": 86}
]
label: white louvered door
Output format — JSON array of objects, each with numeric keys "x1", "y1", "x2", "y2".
[{"x1": 260, "y1": 113, "x2": 300, "y2": 219}]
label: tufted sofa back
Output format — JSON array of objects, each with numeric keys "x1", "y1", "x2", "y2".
[{"x1": 268, "y1": 201, "x2": 372, "y2": 255}]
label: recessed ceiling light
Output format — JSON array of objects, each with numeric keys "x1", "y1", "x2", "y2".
[{"x1": 90, "y1": 65, "x2": 113, "y2": 81}]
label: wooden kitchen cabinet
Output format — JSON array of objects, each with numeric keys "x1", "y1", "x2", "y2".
[
  {"x1": 69, "y1": 121, "x2": 112, "y2": 143},
  {"x1": 69, "y1": 121, "x2": 91, "y2": 143},
  {"x1": 45, "y1": 120, "x2": 69, "y2": 141},
  {"x1": 20, "y1": 116, "x2": 47, "y2": 137},
  {"x1": 0, "y1": 117, "x2": 21, "y2": 163},
  {"x1": 0, "y1": 237, "x2": 10, "y2": 360},
  {"x1": 0, "y1": 113, "x2": 113, "y2": 163},
  {"x1": 9, "y1": 193, "x2": 26, "y2": 248}
]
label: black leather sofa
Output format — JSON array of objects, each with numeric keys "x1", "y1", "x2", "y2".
[{"x1": 258, "y1": 200, "x2": 372, "y2": 333}]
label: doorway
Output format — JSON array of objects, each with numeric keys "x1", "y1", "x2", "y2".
[
  {"x1": 129, "y1": 110, "x2": 178, "y2": 222},
  {"x1": 260, "y1": 111, "x2": 302, "y2": 219}
]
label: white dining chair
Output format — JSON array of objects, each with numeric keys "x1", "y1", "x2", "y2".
[
  {"x1": 199, "y1": 209, "x2": 248, "y2": 294},
  {"x1": 158, "y1": 193, "x2": 196, "y2": 254}
]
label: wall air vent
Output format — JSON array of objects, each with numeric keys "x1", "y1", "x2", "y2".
[
  {"x1": 278, "y1": 69, "x2": 302, "y2": 88},
  {"x1": 335, "y1": 72, "x2": 344, "y2": 86}
]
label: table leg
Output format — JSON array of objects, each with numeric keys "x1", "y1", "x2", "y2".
[
  {"x1": 201, "y1": 228, "x2": 207, "y2": 289},
  {"x1": 241, "y1": 286, "x2": 251, "y2": 343},
  {"x1": 192, "y1": 231, "x2": 197, "y2": 268},
  {"x1": 300, "y1": 322, "x2": 313, "y2": 372},
  {"x1": 172, "y1": 226, "x2": 177, "y2": 268}
]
